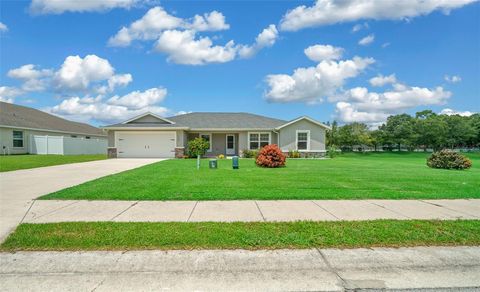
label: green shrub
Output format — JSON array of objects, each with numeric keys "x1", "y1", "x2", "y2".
[
  {"x1": 188, "y1": 137, "x2": 210, "y2": 158},
  {"x1": 427, "y1": 149, "x2": 472, "y2": 170},
  {"x1": 327, "y1": 145, "x2": 339, "y2": 158},
  {"x1": 288, "y1": 150, "x2": 301, "y2": 158},
  {"x1": 242, "y1": 149, "x2": 258, "y2": 158}
]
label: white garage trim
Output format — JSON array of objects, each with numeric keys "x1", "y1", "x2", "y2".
[{"x1": 115, "y1": 131, "x2": 176, "y2": 158}]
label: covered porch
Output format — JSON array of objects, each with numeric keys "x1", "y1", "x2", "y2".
[{"x1": 186, "y1": 132, "x2": 242, "y2": 157}]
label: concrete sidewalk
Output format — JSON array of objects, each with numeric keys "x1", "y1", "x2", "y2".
[
  {"x1": 0, "y1": 158, "x2": 163, "y2": 241},
  {"x1": 1, "y1": 246, "x2": 479, "y2": 291},
  {"x1": 23, "y1": 199, "x2": 480, "y2": 223}
]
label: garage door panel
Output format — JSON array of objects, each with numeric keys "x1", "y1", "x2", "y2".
[{"x1": 117, "y1": 132, "x2": 176, "y2": 158}]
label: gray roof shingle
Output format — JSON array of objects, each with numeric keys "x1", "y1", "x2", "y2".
[
  {"x1": 168, "y1": 112, "x2": 287, "y2": 129},
  {"x1": 0, "y1": 101, "x2": 106, "y2": 136},
  {"x1": 104, "y1": 112, "x2": 288, "y2": 130}
]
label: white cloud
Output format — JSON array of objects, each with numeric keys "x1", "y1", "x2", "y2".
[
  {"x1": 108, "y1": 6, "x2": 229, "y2": 47},
  {"x1": 369, "y1": 74, "x2": 397, "y2": 87},
  {"x1": 304, "y1": 44, "x2": 343, "y2": 62},
  {"x1": 0, "y1": 86, "x2": 23, "y2": 103},
  {"x1": 108, "y1": 87, "x2": 167, "y2": 109},
  {"x1": 187, "y1": 11, "x2": 230, "y2": 31},
  {"x1": 381, "y1": 42, "x2": 391, "y2": 48},
  {"x1": 109, "y1": 6, "x2": 277, "y2": 64},
  {"x1": 444, "y1": 75, "x2": 462, "y2": 83},
  {"x1": 333, "y1": 82, "x2": 451, "y2": 124},
  {"x1": 279, "y1": 0, "x2": 476, "y2": 31},
  {"x1": 50, "y1": 87, "x2": 171, "y2": 124},
  {"x1": 7, "y1": 64, "x2": 53, "y2": 91},
  {"x1": 265, "y1": 55, "x2": 375, "y2": 103},
  {"x1": 53, "y1": 55, "x2": 115, "y2": 92},
  {"x1": 358, "y1": 34, "x2": 374, "y2": 46},
  {"x1": 440, "y1": 108, "x2": 474, "y2": 116},
  {"x1": 30, "y1": 0, "x2": 139, "y2": 14},
  {"x1": 154, "y1": 30, "x2": 237, "y2": 65},
  {"x1": 352, "y1": 22, "x2": 368, "y2": 33},
  {"x1": 238, "y1": 24, "x2": 278, "y2": 58},
  {"x1": 0, "y1": 22, "x2": 8, "y2": 32}
]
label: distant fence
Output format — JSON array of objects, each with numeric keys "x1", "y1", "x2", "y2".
[{"x1": 30, "y1": 135, "x2": 107, "y2": 155}]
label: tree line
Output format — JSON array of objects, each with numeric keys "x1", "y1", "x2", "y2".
[{"x1": 327, "y1": 110, "x2": 480, "y2": 151}]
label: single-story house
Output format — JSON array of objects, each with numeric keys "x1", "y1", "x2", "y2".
[
  {"x1": 104, "y1": 112, "x2": 331, "y2": 158},
  {"x1": 0, "y1": 101, "x2": 107, "y2": 155}
]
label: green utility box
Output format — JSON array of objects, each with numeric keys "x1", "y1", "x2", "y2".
[
  {"x1": 209, "y1": 159, "x2": 218, "y2": 169},
  {"x1": 232, "y1": 156, "x2": 239, "y2": 169}
]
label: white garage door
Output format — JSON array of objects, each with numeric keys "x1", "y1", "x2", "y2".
[{"x1": 117, "y1": 131, "x2": 176, "y2": 158}]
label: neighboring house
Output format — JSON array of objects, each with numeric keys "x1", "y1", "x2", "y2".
[
  {"x1": 0, "y1": 101, "x2": 107, "y2": 155},
  {"x1": 103, "y1": 112, "x2": 331, "y2": 158}
]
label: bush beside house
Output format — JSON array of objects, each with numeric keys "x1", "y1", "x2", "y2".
[{"x1": 256, "y1": 144, "x2": 286, "y2": 168}]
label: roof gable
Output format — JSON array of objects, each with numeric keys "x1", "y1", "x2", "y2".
[
  {"x1": 276, "y1": 116, "x2": 331, "y2": 130},
  {"x1": 123, "y1": 112, "x2": 175, "y2": 125}
]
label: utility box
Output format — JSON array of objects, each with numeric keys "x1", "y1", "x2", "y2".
[
  {"x1": 232, "y1": 156, "x2": 239, "y2": 169},
  {"x1": 209, "y1": 159, "x2": 218, "y2": 169}
]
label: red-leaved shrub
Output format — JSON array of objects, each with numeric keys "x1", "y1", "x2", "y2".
[{"x1": 256, "y1": 144, "x2": 286, "y2": 168}]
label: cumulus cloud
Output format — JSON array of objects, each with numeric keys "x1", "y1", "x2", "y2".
[
  {"x1": 279, "y1": 0, "x2": 476, "y2": 31},
  {"x1": 53, "y1": 55, "x2": 115, "y2": 92},
  {"x1": 49, "y1": 87, "x2": 170, "y2": 124},
  {"x1": 108, "y1": 87, "x2": 167, "y2": 109},
  {"x1": 333, "y1": 81, "x2": 451, "y2": 124},
  {"x1": 108, "y1": 7, "x2": 229, "y2": 47},
  {"x1": 304, "y1": 44, "x2": 343, "y2": 62},
  {"x1": 0, "y1": 86, "x2": 23, "y2": 103},
  {"x1": 238, "y1": 25, "x2": 279, "y2": 58},
  {"x1": 369, "y1": 74, "x2": 397, "y2": 87},
  {"x1": 444, "y1": 75, "x2": 462, "y2": 83},
  {"x1": 440, "y1": 108, "x2": 474, "y2": 116},
  {"x1": 358, "y1": 34, "x2": 374, "y2": 46},
  {"x1": 265, "y1": 50, "x2": 375, "y2": 103},
  {"x1": 109, "y1": 6, "x2": 277, "y2": 65},
  {"x1": 30, "y1": 0, "x2": 139, "y2": 14},
  {"x1": 4, "y1": 55, "x2": 132, "y2": 96},
  {"x1": 7, "y1": 64, "x2": 53, "y2": 91},
  {"x1": 154, "y1": 30, "x2": 237, "y2": 65},
  {"x1": 0, "y1": 22, "x2": 8, "y2": 32}
]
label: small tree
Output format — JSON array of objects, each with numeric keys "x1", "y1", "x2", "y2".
[{"x1": 188, "y1": 137, "x2": 210, "y2": 169}]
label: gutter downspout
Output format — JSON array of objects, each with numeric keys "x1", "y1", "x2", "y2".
[{"x1": 273, "y1": 129, "x2": 280, "y2": 149}]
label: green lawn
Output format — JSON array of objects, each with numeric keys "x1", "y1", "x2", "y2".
[
  {"x1": 0, "y1": 154, "x2": 107, "y2": 172},
  {"x1": 2, "y1": 220, "x2": 479, "y2": 251},
  {"x1": 41, "y1": 152, "x2": 480, "y2": 200}
]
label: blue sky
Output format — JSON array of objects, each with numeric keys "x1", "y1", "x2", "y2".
[{"x1": 0, "y1": 0, "x2": 479, "y2": 126}]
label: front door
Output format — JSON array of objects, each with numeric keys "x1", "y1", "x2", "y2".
[{"x1": 226, "y1": 134, "x2": 235, "y2": 155}]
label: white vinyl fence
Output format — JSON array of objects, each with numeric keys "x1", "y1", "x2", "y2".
[{"x1": 30, "y1": 135, "x2": 107, "y2": 155}]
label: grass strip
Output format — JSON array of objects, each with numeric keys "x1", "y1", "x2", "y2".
[
  {"x1": 0, "y1": 154, "x2": 107, "y2": 172},
  {"x1": 2, "y1": 220, "x2": 479, "y2": 251}
]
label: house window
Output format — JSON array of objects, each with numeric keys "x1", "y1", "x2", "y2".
[
  {"x1": 85, "y1": 136, "x2": 91, "y2": 139},
  {"x1": 199, "y1": 133, "x2": 212, "y2": 152},
  {"x1": 71, "y1": 135, "x2": 77, "y2": 138},
  {"x1": 249, "y1": 132, "x2": 270, "y2": 150},
  {"x1": 12, "y1": 131, "x2": 24, "y2": 148},
  {"x1": 296, "y1": 130, "x2": 309, "y2": 151}
]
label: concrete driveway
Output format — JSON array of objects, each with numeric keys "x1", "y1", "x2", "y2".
[{"x1": 0, "y1": 158, "x2": 163, "y2": 241}]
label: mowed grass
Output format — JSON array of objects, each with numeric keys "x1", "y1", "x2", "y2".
[
  {"x1": 41, "y1": 152, "x2": 480, "y2": 200},
  {"x1": 0, "y1": 154, "x2": 107, "y2": 172},
  {"x1": 2, "y1": 220, "x2": 479, "y2": 251}
]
